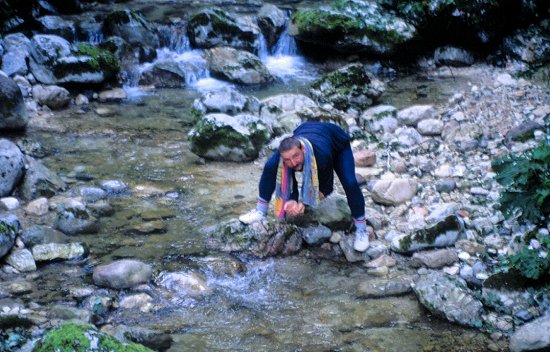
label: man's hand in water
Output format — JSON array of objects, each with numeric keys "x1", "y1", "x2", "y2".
[{"x1": 284, "y1": 200, "x2": 305, "y2": 217}]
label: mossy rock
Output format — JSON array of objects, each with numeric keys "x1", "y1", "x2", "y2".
[
  {"x1": 291, "y1": 1, "x2": 415, "y2": 55},
  {"x1": 189, "y1": 113, "x2": 270, "y2": 162},
  {"x1": 33, "y1": 323, "x2": 153, "y2": 352}
]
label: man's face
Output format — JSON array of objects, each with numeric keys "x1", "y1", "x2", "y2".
[{"x1": 281, "y1": 145, "x2": 304, "y2": 171}]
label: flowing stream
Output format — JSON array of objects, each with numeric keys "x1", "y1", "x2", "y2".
[{"x1": 16, "y1": 6, "x2": 499, "y2": 351}]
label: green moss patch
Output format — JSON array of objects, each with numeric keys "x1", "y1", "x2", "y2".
[{"x1": 33, "y1": 323, "x2": 153, "y2": 352}]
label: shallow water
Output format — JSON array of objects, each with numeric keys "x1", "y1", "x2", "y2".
[{"x1": 16, "y1": 63, "x2": 502, "y2": 351}]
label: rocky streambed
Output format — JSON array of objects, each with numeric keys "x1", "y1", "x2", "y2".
[{"x1": 1, "y1": 0, "x2": 549, "y2": 351}]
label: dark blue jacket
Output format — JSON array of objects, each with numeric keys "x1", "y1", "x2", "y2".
[{"x1": 259, "y1": 122, "x2": 364, "y2": 218}]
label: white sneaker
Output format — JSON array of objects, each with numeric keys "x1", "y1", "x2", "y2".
[
  {"x1": 353, "y1": 228, "x2": 370, "y2": 252},
  {"x1": 239, "y1": 209, "x2": 266, "y2": 224}
]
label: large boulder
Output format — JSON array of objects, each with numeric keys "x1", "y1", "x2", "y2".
[
  {"x1": 309, "y1": 63, "x2": 384, "y2": 111},
  {"x1": 1, "y1": 33, "x2": 31, "y2": 76},
  {"x1": 93, "y1": 259, "x2": 152, "y2": 289},
  {"x1": 412, "y1": 270, "x2": 484, "y2": 327},
  {"x1": 257, "y1": 4, "x2": 287, "y2": 48},
  {"x1": 203, "y1": 46, "x2": 274, "y2": 86},
  {"x1": 434, "y1": 46, "x2": 475, "y2": 67},
  {"x1": 289, "y1": 193, "x2": 352, "y2": 231},
  {"x1": 189, "y1": 113, "x2": 270, "y2": 162},
  {"x1": 139, "y1": 60, "x2": 192, "y2": 88},
  {"x1": 17, "y1": 156, "x2": 67, "y2": 201},
  {"x1": 29, "y1": 34, "x2": 119, "y2": 85},
  {"x1": 0, "y1": 139, "x2": 25, "y2": 197},
  {"x1": 259, "y1": 94, "x2": 318, "y2": 132},
  {"x1": 291, "y1": 1, "x2": 415, "y2": 56},
  {"x1": 38, "y1": 15, "x2": 75, "y2": 41},
  {"x1": 188, "y1": 7, "x2": 261, "y2": 53},
  {"x1": 103, "y1": 10, "x2": 159, "y2": 48},
  {"x1": 0, "y1": 75, "x2": 29, "y2": 130}
]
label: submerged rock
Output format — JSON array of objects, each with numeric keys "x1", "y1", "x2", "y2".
[
  {"x1": 156, "y1": 271, "x2": 211, "y2": 297},
  {"x1": 413, "y1": 270, "x2": 483, "y2": 327},
  {"x1": 17, "y1": 156, "x2": 66, "y2": 201},
  {"x1": 93, "y1": 259, "x2": 152, "y2": 289}
]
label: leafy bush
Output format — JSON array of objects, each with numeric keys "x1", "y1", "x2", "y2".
[
  {"x1": 492, "y1": 141, "x2": 550, "y2": 225},
  {"x1": 499, "y1": 234, "x2": 550, "y2": 281}
]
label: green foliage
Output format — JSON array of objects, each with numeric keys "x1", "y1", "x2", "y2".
[
  {"x1": 498, "y1": 234, "x2": 550, "y2": 281},
  {"x1": 492, "y1": 142, "x2": 550, "y2": 225},
  {"x1": 33, "y1": 323, "x2": 153, "y2": 352}
]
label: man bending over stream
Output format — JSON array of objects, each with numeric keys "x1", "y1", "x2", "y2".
[{"x1": 239, "y1": 121, "x2": 370, "y2": 252}]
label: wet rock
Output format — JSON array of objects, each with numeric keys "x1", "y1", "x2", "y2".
[
  {"x1": 78, "y1": 186, "x2": 107, "y2": 203},
  {"x1": 357, "y1": 276, "x2": 413, "y2": 298},
  {"x1": 434, "y1": 46, "x2": 474, "y2": 66},
  {"x1": 509, "y1": 315, "x2": 550, "y2": 352},
  {"x1": 99, "y1": 179, "x2": 128, "y2": 194},
  {"x1": 391, "y1": 215, "x2": 463, "y2": 253},
  {"x1": 410, "y1": 248, "x2": 459, "y2": 269},
  {"x1": 194, "y1": 255, "x2": 246, "y2": 277},
  {"x1": 194, "y1": 87, "x2": 260, "y2": 116},
  {"x1": 118, "y1": 293, "x2": 153, "y2": 309},
  {"x1": 49, "y1": 304, "x2": 91, "y2": 323},
  {"x1": 204, "y1": 46, "x2": 274, "y2": 86},
  {"x1": 141, "y1": 209, "x2": 176, "y2": 221},
  {"x1": 38, "y1": 15, "x2": 75, "y2": 41},
  {"x1": 0, "y1": 139, "x2": 25, "y2": 197},
  {"x1": 21, "y1": 225, "x2": 68, "y2": 247},
  {"x1": 18, "y1": 156, "x2": 66, "y2": 201},
  {"x1": 397, "y1": 105, "x2": 436, "y2": 127},
  {"x1": 189, "y1": 113, "x2": 270, "y2": 162},
  {"x1": 291, "y1": 1, "x2": 415, "y2": 55},
  {"x1": 55, "y1": 207, "x2": 99, "y2": 235},
  {"x1": 3, "y1": 280, "x2": 33, "y2": 295},
  {"x1": 370, "y1": 178, "x2": 417, "y2": 205},
  {"x1": 103, "y1": 10, "x2": 159, "y2": 48},
  {"x1": 0, "y1": 75, "x2": 29, "y2": 130},
  {"x1": 93, "y1": 259, "x2": 152, "y2": 289},
  {"x1": 207, "y1": 219, "x2": 302, "y2": 257},
  {"x1": 188, "y1": 7, "x2": 260, "y2": 52},
  {"x1": 103, "y1": 325, "x2": 173, "y2": 352},
  {"x1": 1, "y1": 33, "x2": 31, "y2": 77},
  {"x1": 32, "y1": 84, "x2": 71, "y2": 110},
  {"x1": 75, "y1": 94, "x2": 89, "y2": 106},
  {"x1": 87, "y1": 200, "x2": 115, "y2": 217},
  {"x1": 257, "y1": 4, "x2": 287, "y2": 48},
  {"x1": 139, "y1": 60, "x2": 190, "y2": 88},
  {"x1": 5, "y1": 248, "x2": 36, "y2": 272},
  {"x1": 301, "y1": 225, "x2": 332, "y2": 245},
  {"x1": 28, "y1": 34, "x2": 72, "y2": 84},
  {"x1": 127, "y1": 220, "x2": 167, "y2": 235},
  {"x1": 156, "y1": 271, "x2": 211, "y2": 297},
  {"x1": 99, "y1": 88, "x2": 127, "y2": 103},
  {"x1": 309, "y1": 63, "x2": 384, "y2": 111},
  {"x1": 413, "y1": 269, "x2": 483, "y2": 327},
  {"x1": 32, "y1": 242, "x2": 86, "y2": 261}
]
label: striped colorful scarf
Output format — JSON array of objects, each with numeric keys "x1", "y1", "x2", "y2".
[{"x1": 274, "y1": 137, "x2": 320, "y2": 218}]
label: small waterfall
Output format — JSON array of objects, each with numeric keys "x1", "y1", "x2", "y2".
[
  {"x1": 158, "y1": 24, "x2": 191, "y2": 54},
  {"x1": 257, "y1": 33, "x2": 269, "y2": 61},
  {"x1": 271, "y1": 24, "x2": 297, "y2": 56}
]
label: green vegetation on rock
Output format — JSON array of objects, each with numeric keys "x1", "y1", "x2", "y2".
[
  {"x1": 33, "y1": 323, "x2": 153, "y2": 352},
  {"x1": 76, "y1": 43, "x2": 120, "y2": 78}
]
